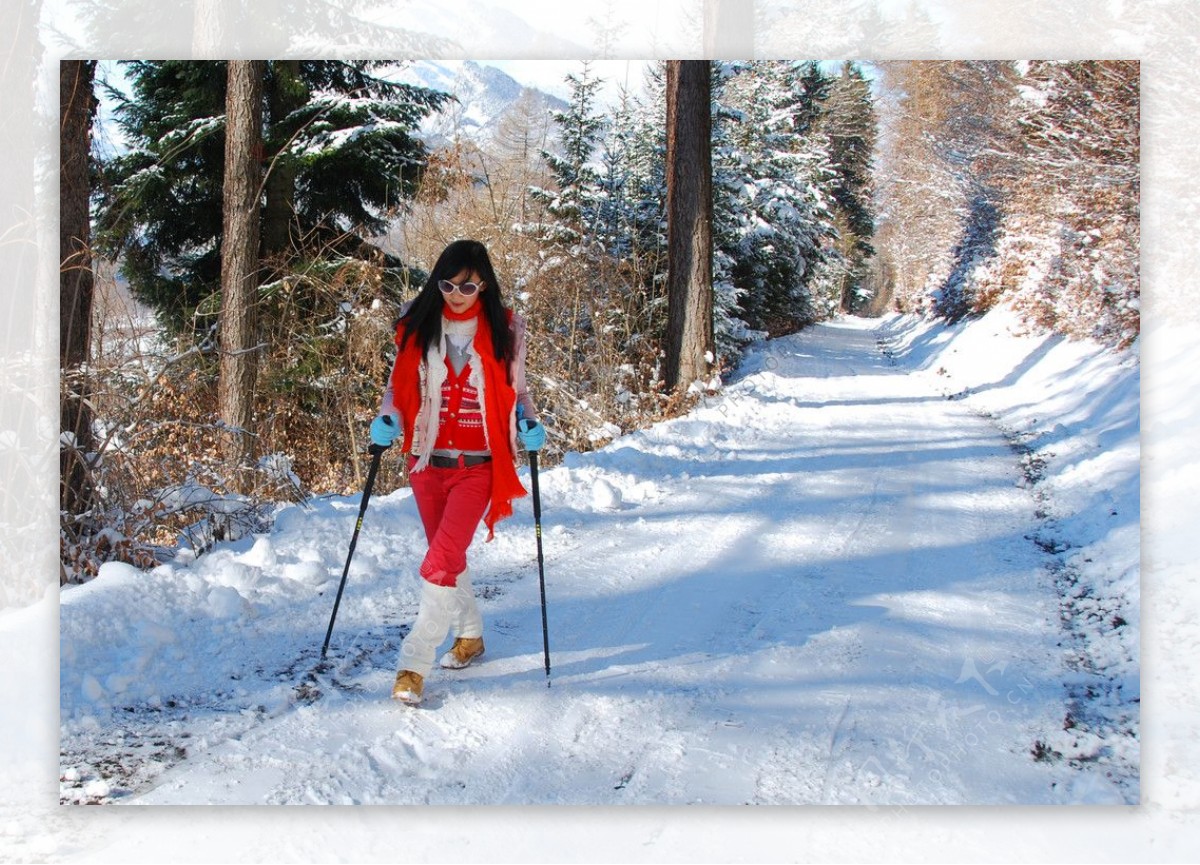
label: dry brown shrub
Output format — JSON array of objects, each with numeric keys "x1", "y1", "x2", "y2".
[
  {"x1": 69, "y1": 133, "x2": 692, "y2": 580},
  {"x1": 386, "y1": 142, "x2": 677, "y2": 464}
]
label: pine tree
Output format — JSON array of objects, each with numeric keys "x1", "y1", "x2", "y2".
[
  {"x1": 95, "y1": 60, "x2": 450, "y2": 331},
  {"x1": 595, "y1": 77, "x2": 668, "y2": 267},
  {"x1": 522, "y1": 63, "x2": 610, "y2": 382},
  {"x1": 627, "y1": 65, "x2": 669, "y2": 261},
  {"x1": 709, "y1": 62, "x2": 754, "y2": 358},
  {"x1": 822, "y1": 61, "x2": 878, "y2": 314},
  {"x1": 794, "y1": 61, "x2": 832, "y2": 136},
  {"x1": 596, "y1": 69, "x2": 670, "y2": 378},
  {"x1": 586, "y1": 63, "x2": 670, "y2": 378},
  {"x1": 596, "y1": 87, "x2": 637, "y2": 259},
  {"x1": 711, "y1": 61, "x2": 840, "y2": 347},
  {"x1": 527, "y1": 62, "x2": 606, "y2": 250}
]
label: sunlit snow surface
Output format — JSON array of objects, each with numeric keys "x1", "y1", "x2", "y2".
[{"x1": 58, "y1": 309, "x2": 1139, "y2": 805}]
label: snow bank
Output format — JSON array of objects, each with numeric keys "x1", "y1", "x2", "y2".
[
  {"x1": 55, "y1": 305, "x2": 1142, "y2": 812},
  {"x1": 882, "y1": 306, "x2": 1140, "y2": 784}
]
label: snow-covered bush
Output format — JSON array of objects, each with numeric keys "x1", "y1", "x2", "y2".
[{"x1": 876, "y1": 61, "x2": 1138, "y2": 349}]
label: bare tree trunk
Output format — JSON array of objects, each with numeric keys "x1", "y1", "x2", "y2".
[
  {"x1": 219, "y1": 60, "x2": 264, "y2": 487},
  {"x1": 60, "y1": 60, "x2": 97, "y2": 530},
  {"x1": 664, "y1": 60, "x2": 714, "y2": 393}
]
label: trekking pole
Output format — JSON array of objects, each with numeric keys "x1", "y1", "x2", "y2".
[
  {"x1": 527, "y1": 448, "x2": 551, "y2": 686},
  {"x1": 321, "y1": 422, "x2": 391, "y2": 660}
]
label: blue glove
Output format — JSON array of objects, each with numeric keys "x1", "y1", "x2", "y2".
[
  {"x1": 370, "y1": 414, "x2": 398, "y2": 448},
  {"x1": 517, "y1": 417, "x2": 545, "y2": 452}
]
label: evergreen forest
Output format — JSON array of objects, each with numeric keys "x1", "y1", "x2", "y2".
[{"x1": 58, "y1": 59, "x2": 1139, "y2": 583}]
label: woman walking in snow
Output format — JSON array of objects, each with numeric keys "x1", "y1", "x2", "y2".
[{"x1": 369, "y1": 239, "x2": 545, "y2": 705}]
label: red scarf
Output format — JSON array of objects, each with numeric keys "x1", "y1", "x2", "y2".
[{"x1": 391, "y1": 304, "x2": 527, "y2": 539}]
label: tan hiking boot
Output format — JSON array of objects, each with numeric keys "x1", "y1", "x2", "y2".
[
  {"x1": 439, "y1": 636, "x2": 485, "y2": 669},
  {"x1": 391, "y1": 670, "x2": 424, "y2": 704}
]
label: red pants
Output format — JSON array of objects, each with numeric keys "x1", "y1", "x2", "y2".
[{"x1": 408, "y1": 457, "x2": 492, "y2": 587}]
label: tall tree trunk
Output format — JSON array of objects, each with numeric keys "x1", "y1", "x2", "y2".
[
  {"x1": 59, "y1": 59, "x2": 98, "y2": 530},
  {"x1": 219, "y1": 60, "x2": 264, "y2": 487},
  {"x1": 664, "y1": 60, "x2": 714, "y2": 393}
]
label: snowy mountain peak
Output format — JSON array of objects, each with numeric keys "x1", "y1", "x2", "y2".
[{"x1": 391, "y1": 59, "x2": 568, "y2": 146}]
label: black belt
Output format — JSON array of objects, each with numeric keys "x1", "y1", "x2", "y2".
[{"x1": 426, "y1": 453, "x2": 492, "y2": 468}]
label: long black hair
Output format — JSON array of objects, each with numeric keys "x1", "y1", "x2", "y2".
[{"x1": 397, "y1": 239, "x2": 514, "y2": 364}]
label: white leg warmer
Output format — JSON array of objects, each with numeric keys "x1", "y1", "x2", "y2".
[
  {"x1": 398, "y1": 580, "x2": 457, "y2": 679},
  {"x1": 450, "y1": 568, "x2": 483, "y2": 640}
]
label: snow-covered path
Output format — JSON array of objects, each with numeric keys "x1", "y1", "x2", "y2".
[{"x1": 60, "y1": 315, "x2": 1131, "y2": 806}]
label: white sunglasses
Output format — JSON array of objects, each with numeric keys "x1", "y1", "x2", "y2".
[{"x1": 438, "y1": 279, "x2": 482, "y2": 297}]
